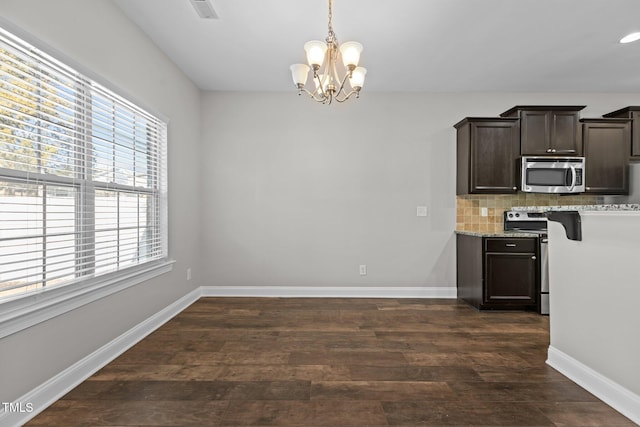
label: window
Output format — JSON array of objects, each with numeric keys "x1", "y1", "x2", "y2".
[{"x1": 0, "y1": 27, "x2": 168, "y2": 302}]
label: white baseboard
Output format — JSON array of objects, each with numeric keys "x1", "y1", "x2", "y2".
[
  {"x1": 547, "y1": 345, "x2": 640, "y2": 425},
  {"x1": 0, "y1": 288, "x2": 201, "y2": 427},
  {"x1": 200, "y1": 285, "x2": 457, "y2": 299}
]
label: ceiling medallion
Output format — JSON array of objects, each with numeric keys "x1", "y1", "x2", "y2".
[{"x1": 289, "y1": 0, "x2": 367, "y2": 104}]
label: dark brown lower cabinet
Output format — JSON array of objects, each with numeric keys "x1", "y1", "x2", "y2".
[{"x1": 457, "y1": 234, "x2": 538, "y2": 311}]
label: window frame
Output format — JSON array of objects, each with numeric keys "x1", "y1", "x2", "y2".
[{"x1": 0, "y1": 23, "x2": 172, "y2": 338}]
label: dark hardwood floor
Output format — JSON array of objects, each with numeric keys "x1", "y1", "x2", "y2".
[{"x1": 27, "y1": 298, "x2": 635, "y2": 426}]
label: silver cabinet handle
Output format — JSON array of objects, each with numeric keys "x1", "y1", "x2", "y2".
[
  {"x1": 532, "y1": 256, "x2": 537, "y2": 260},
  {"x1": 505, "y1": 243, "x2": 517, "y2": 247}
]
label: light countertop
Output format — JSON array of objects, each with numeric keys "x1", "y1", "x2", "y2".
[
  {"x1": 455, "y1": 230, "x2": 540, "y2": 238},
  {"x1": 513, "y1": 203, "x2": 640, "y2": 212}
]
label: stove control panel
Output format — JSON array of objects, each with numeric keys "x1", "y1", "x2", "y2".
[
  {"x1": 504, "y1": 211, "x2": 547, "y2": 221},
  {"x1": 504, "y1": 211, "x2": 548, "y2": 233}
]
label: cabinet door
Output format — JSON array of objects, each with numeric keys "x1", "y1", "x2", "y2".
[
  {"x1": 484, "y1": 253, "x2": 537, "y2": 305},
  {"x1": 520, "y1": 110, "x2": 582, "y2": 156},
  {"x1": 600, "y1": 107, "x2": 640, "y2": 159},
  {"x1": 470, "y1": 121, "x2": 519, "y2": 193},
  {"x1": 583, "y1": 121, "x2": 630, "y2": 194},
  {"x1": 632, "y1": 111, "x2": 640, "y2": 159},
  {"x1": 520, "y1": 111, "x2": 550, "y2": 155},
  {"x1": 551, "y1": 111, "x2": 582, "y2": 155}
]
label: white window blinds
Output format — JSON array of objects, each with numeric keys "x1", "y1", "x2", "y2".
[{"x1": 0, "y1": 27, "x2": 168, "y2": 301}]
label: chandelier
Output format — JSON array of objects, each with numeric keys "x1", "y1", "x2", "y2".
[{"x1": 289, "y1": 0, "x2": 367, "y2": 104}]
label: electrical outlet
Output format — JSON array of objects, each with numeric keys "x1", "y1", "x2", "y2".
[
  {"x1": 416, "y1": 206, "x2": 428, "y2": 217},
  {"x1": 359, "y1": 264, "x2": 367, "y2": 276},
  {"x1": 186, "y1": 268, "x2": 192, "y2": 281},
  {"x1": 481, "y1": 207, "x2": 488, "y2": 217}
]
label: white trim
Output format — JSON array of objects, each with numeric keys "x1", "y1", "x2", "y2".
[
  {"x1": 0, "y1": 288, "x2": 201, "y2": 427},
  {"x1": 200, "y1": 285, "x2": 457, "y2": 299},
  {"x1": 547, "y1": 345, "x2": 640, "y2": 425},
  {"x1": 0, "y1": 260, "x2": 175, "y2": 339}
]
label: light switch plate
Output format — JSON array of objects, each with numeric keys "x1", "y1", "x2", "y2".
[{"x1": 417, "y1": 206, "x2": 428, "y2": 217}]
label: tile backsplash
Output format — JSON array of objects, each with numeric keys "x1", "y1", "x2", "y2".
[{"x1": 456, "y1": 194, "x2": 599, "y2": 233}]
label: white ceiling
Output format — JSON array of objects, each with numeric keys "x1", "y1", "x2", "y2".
[{"x1": 113, "y1": 0, "x2": 640, "y2": 93}]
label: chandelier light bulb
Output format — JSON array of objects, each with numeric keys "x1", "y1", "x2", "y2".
[
  {"x1": 304, "y1": 40, "x2": 328, "y2": 68},
  {"x1": 350, "y1": 67, "x2": 367, "y2": 89},
  {"x1": 290, "y1": 64, "x2": 310, "y2": 87},
  {"x1": 339, "y1": 41, "x2": 363, "y2": 69}
]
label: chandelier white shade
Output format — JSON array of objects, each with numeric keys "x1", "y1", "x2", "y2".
[
  {"x1": 350, "y1": 66, "x2": 367, "y2": 88},
  {"x1": 305, "y1": 40, "x2": 328, "y2": 67},
  {"x1": 290, "y1": 64, "x2": 311, "y2": 86},
  {"x1": 290, "y1": 0, "x2": 367, "y2": 104},
  {"x1": 339, "y1": 41, "x2": 363, "y2": 68}
]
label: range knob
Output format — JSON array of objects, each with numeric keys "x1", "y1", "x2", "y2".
[{"x1": 515, "y1": 213, "x2": 520, "y2": 218}]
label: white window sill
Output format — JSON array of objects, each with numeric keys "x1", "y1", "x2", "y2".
[{"x1": 0, "y1": 260, "x2": 174, "y2": 339}]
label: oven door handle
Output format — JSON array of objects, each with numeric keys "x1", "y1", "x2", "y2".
[{"x1": 568, "y1": 164, "x2": 577, "y2": 192}]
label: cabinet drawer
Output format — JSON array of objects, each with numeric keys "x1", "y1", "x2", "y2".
[{"x1": 485, "y1": 238, "x2": 536, "y2": 253}]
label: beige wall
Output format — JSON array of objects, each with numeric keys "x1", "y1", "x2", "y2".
[{"x1": 200, "y1": 92, "x2": 458, "y2": 288}]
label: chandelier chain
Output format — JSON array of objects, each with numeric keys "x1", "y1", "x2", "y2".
[{"x1": 327, "y1": 0, "x2": 335, "y2": 42}]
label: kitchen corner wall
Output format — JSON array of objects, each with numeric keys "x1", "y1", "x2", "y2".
[{"x1": 456, "y1": 194, "x2": 599, "y2": 232}]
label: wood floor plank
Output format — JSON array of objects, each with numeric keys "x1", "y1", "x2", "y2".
[
  {"x1": 26, "y1": 298, "x2": 636, "y2": 426},
  {"x1": 382, "y1": 400, "x2": 556, "y2": 426},
  {"x1": 220, "y1": 400, "x2": 388, "y2": 426},
  {"x1": 27, "y1": 400, "x2": 229, "y2": 426},
  {"x1": 310, "y1": 380, "x2": 456, "y2": 401}
]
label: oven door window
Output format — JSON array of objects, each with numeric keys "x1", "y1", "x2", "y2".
[{"x1": 527, "y1": 168, "x2": 570, "y2": 186}]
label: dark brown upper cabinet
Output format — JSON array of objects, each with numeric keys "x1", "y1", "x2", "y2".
[
  {"x1": 603, "y1": 106, "x2": 640, "y2": 160},
  {"x1": 500, "y1": 106, "x2": 585, "y2": 156},
  {"x1": 581, "y1": 118, "x2": 631, "y2": 195},
  {"x1": 455, "y1": 117, "x2": 519, "y2": 195}
]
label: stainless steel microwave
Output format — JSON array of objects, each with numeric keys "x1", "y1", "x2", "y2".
[{"x1": 521, "y1": 156, "x2": 585, "y2": 193}]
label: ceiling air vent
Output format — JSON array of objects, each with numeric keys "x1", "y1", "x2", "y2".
[{"x1": 189, "y1": 0, "x2": 219, "y2": 19}]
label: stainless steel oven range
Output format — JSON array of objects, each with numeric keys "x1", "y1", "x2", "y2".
[{"x1": 503, "y1": 211, "x2": 549, "y2": 315}]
